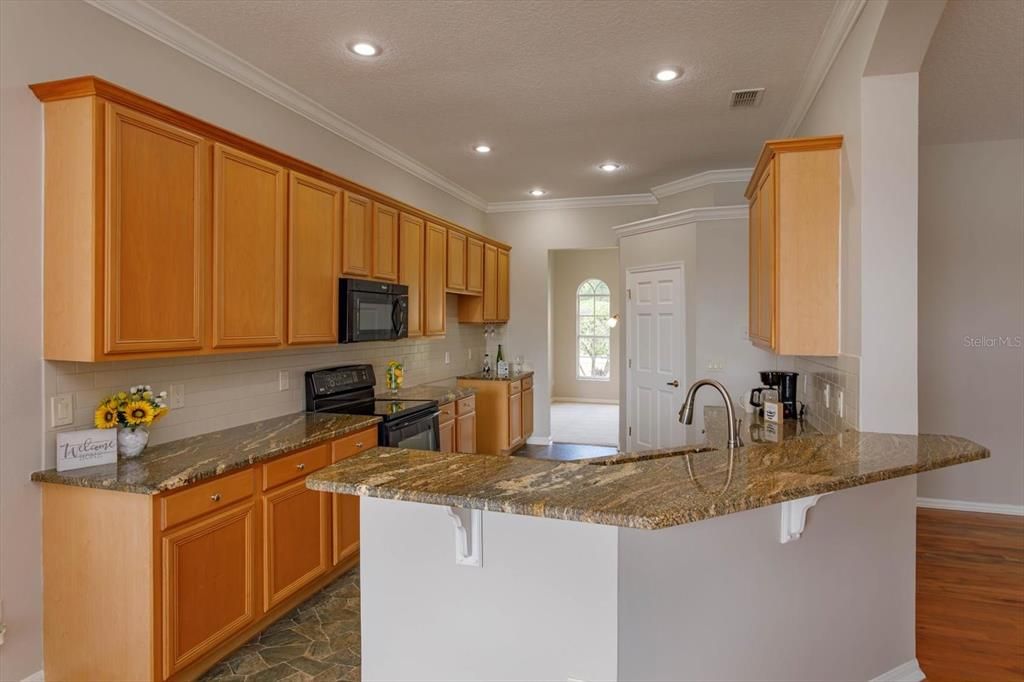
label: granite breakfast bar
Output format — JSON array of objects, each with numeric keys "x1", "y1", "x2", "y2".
[{"x1": 307, "y1": 424, "x2": 988, "y2": 682}]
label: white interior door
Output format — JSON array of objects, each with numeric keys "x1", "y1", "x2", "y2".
[{"x1": 626, "y1": 265, "x2": 685, "y2": 451}]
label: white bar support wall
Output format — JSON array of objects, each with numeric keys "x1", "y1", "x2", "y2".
[
  {"x1": 446, "y1": 506, "x2": 483, "y2": 566},
  {"x1": 779, "y1": 493, "x2": 832, "y2": 543}
]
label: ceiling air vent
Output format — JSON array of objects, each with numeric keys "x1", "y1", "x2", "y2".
[{"x1": 730, "y1": 88, "x2": 765, "y2": 108}]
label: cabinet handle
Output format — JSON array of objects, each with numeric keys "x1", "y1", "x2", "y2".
[
  {"x1": 210, "y1": 493, "x2": 222, "y2": 502},
  {"x1": 296, "y1": 463, "x2": 306, "y2": 470},
  {"x1": 355, "y1": 442, "x2": 364, "y2": 449}
]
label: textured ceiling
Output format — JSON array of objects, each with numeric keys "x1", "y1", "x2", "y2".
[
  {"x1": 920, "y1": 0, "x2": 1024, "y2": 145},
  {"x1": 148, "y1": 0, "x2": 836, "y2": 202}
]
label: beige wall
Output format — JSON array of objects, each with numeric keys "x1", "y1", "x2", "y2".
[
  {"x1": 654, "y1": 181, "x2": 748, "y2": 215},
  {"x1": 0, "y1": 2, "x2": 485, "y2": 678},
  {"x1": 485, "y1": 204, "x2": 656, "y2": 440},
  {"x1": 917, "y1": 139, "x2": 1024, "y2": 508},
  {"x1": 551, "y1": 249, "x2": 620, "y2": 402}
]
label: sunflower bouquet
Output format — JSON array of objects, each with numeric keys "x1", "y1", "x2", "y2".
[{"x1": 94, "y1": 385, "x2": 169, "y2": 457}]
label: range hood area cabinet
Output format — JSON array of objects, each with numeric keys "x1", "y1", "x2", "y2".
[
  {"x1": 745, "y1": 135, "x2": 842, "y2": 356},
  {"x1": 31, "y1": 76, "x2": 510, "y2": 361}
]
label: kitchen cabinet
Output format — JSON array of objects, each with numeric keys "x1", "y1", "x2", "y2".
[
  {"x1": 342, "y1": 191, "x2": 373, "y2": 278},
  {"x1": 457, "y1": 242, "x2": 501, "y2": 323},
  {"x1": 466, "y1": 237, "x2": 484, "y2": 294},
  {"x1": 212, "y1": 143, "x2": 286, "y2": 349},
  {"x1": 287, "y1": 172, "x2": 341, "y2": 344},
  {"x1": 497, "y1": 248, "x2": 511, "y2": 322},
  {"x1": 331, "y1": 428, "x2": 377, "y2": 565},
  {"x1": 439, "y1": 400, "x2": 456, "y2": 453},
  {"x1": 161, "y1": 500, "x2": 257, "y2": 677},
  {"x1": 424, "y1": 222, "x2": 447, "y2": 336},
  {"x1": 455, "y1": 395, "x2": 477, "y2": 454},
  {"x1": 745, "y1": 135, "x2": 842, "y2": 355},
  {"x1": 372, "y1": 202, "x2": 400, "y2": 282},
  {"x1": 32, "y1": 76, "x2": 511, "y2": 361},
  {"x1": 399, "y1": 213, "x2": 425, "y2": 337},
  {"x1": 262, "y1": 476, "x2": 331, "y2": 610},
  {"x1": 456, "y1": 375, "x2": 531, "y2": 455},
  {"x1": 447, "y1": 229, "x2": 468, "y2": 292}
]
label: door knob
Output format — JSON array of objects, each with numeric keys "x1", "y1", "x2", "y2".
[{"x1": 666, "y1": 380, "x2": 680, "y2": 388}]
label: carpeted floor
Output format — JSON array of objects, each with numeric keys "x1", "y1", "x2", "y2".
[{"x1": 550, "y1": 401, "x2": 619, "y2": 446}]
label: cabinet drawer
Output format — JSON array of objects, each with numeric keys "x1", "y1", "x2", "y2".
[
  {"x1": 332, "y1": 427, "x2": 378, "y2": 461},
  {"x1": 439, "y1": 401, "x2": 457, "y2": 423},
  {"x1": 261, "y1": 443, "x2": 330, "y2": 491},
  {"x1": 522, "y1": 375, "x2": 533, "y2": 390},
  {"x1": 509, "y1": 380, "x2": 522, "y2": 395},
  {"x1": 161, "y1": 468, "x2": 255, "y2": 531},
  {"x1": 456, "y1": 395, "x2": 476, "y2": 415}
]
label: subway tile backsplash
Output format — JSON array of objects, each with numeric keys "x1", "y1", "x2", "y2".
[
  {"x1": 43, "y1": 296, "x2": 488, "y2": 468},
  {"x1": 794, "y1": 354, "x2": 860, "y2": 432}
]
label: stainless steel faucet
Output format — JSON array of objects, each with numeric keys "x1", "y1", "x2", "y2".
[{"x1": 678, "y1": 379, "x2": 743, "y2": 448}]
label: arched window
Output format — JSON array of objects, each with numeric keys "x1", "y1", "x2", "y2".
[{"x1": 577, "y1": 278, "x2": 611, "y2": 380}]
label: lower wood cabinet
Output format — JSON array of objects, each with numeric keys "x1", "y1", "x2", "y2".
[
  {"x1": 456, "y1": 376, "x2": 531, "y2": 455},
  {"x1": 439, "y1": 400, "x2": 456, "y2": 453},
  {"x1": 456, "y1": 395, "x2": 477, "y2": 454},
  {"x1": 523, "y1": 386, "x2": 534, "y2": 438},
  {"x1": 39, "y1": 426, "x2": 379, "y2": 681}
]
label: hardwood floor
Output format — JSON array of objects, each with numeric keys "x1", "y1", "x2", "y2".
[
  {"x1": 917, "y1": 508, "x2": 1024, "y2": 682},
  {"x1": 515, "y1": 442, "x2": 618, "y2": 461}
]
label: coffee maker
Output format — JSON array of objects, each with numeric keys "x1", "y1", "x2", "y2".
[{"x1": 750, "y1": 370, "x2": 803, "y2": 419}]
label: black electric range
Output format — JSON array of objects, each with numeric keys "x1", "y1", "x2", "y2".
[{"x1": 305, "y1": 365, "x2": 440, "y2": 451}]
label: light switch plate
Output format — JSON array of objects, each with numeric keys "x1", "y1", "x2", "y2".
[
  {"x1": 444, "y1": 351, "x2": 451, "y2": 365},
  {"x1": 278, "y1": 370, "x2": 289, "y2": 391},
  {"x1": 51, "y1": 393, "x2": 73, "y2": 427}
]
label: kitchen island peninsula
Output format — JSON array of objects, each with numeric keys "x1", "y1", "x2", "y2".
[{"x1": 307, "y1": 417, "x2": 987, "y2": 681}]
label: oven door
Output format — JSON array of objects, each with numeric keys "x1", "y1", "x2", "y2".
[
  {"x1": 340, "y1": 280, "x2": 408, "y2": 343},
  {"x1": 382, "y1": 410, "x2": 440, "y2": 451}
]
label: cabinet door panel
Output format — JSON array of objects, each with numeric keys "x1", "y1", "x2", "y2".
[
  {"x1": 262, "y1": 478, "x2": 330, "y2": 610},
  {"x1": 757, "y1": 166, "x2": 776, "y2": 348},
  {"x1": 288, "y1": 172, "x2": 341, "y2": 344},
  {"x1": 466, "y1": 237, "x2": 484, "y2": 294},
  {"x1": 105, "y1": 104, "x2": 204, "y2": 354},
  {"x1": 496, "y1": 248, "x2": 510, "y2": 322},
  {"x1": 399, "y1": 213, "x2": 425, "y2": 337},
  {"x1": 748, "y1": 192, "x2": 760, "y2": 344},
  {"x1": 342, "y1": 192, "x2": 372, "y2": 277},
  {"x1": 483, "y1": 244, "x2": 498, "y2": 321},
  {"x1": 456, "y1": 412, "x2": 476, "y2": 454},
  {"x1": 331, "y1": 429, "x2": 376, "y2": 566},
  {"x1": 446, "y1": 230, "x2": 467, "y2": 291},
  {"x1": 439, "y1": 417, "x2": 455, "y2": 453},
  {"x1": 523, "y1": 388, "x2": 534, "y2": 438},
  {"x1": 424, "y1": 222, "x2": 447, "y2": 336},
  {"x1": 508, "y1": 391, "x2": 523, "y2": 447},
  {"x1": 162, "y1": 502, "x2": 256, "y2": 678},
  {"x1": 213, "y1": 144, "x2": 286, "y2": 348},
  {"x1": 372, "y1": 203, "x2": 399, "y2": 282}
]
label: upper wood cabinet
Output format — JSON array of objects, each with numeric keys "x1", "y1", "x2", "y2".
[
  {"x1": 446, "y1": 229, "x2": 468, "y2": 292},
  {"x1": 399, "y1": 213, "x2": 425, "y2": 337},
  {"x1": 106, "y1": 104, "x2": 206, "y2": 355},
  {"x1": 32, "y1": 77, "x2": 511, "y2": 360},
  {"x1": 341, "y1": 191, "x2": 373, "y2": 278},
  {"x1": 458, "y1": 242, "x2": 500, "y2": 323},
  {"x1": 496, "y1": 247, "x2": 511, "y2": 322},
  {"x1": 212, "y1": 144, "x2": 286, "y2": 349},
  {"x1": 745, "y1": 135, "x2": 842, "y2": 356},
  {"x1": 466, "y1": 237, "x2": 484, "y2": 295},
  {"x1": 424, "y1": 222, "x2": 447, "y2": 336},
  {"x1": 288, "y1": 172, "x2": 341, "y2": 345},
  {"x1": 372, "y1": 202, "x2": 400, "y2": 282}
]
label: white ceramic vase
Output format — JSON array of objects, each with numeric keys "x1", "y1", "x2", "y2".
[{"x1": 118, "y1": 426, "x2": 150, "y2": 458}]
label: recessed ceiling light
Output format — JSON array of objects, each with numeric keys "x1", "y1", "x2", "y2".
[
  {"x1": 599, "y1": 162, "x2": 621, "y2": 172},
  {"x1": 529, "y1": 189, "x2": 547, "y2": 197},
  {"x1": 654, "y1": 68, "x2": 682, "y2": 82},
  {"x1": 350, "y1": 42, "x2": 380, "y2": 57},
  {"x1": 474, "y1": 144, "x2": 492, "y2": 154}
]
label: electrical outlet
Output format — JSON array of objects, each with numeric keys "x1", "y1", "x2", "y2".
[
  {"x1": 51, "y1": 393, "x2": 74, "y2": 427},
  {"x1": 278, "y1": 370, "x2": 290, "y2": 391},
  {"x1": 169, "y1": 384, "x2": 185, "y2": 409},
  {"x1": 444, "y1": 351, "x2": 451, "y2": 365}
]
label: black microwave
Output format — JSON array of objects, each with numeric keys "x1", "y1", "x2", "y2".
[{"x1": 339, "y1": 278, "x2": 409, "y2": 343}]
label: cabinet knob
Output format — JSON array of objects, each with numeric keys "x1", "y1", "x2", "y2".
[
  {"x1": 296, "y1": 463, "x2": 306, "y2": 470},
  {"x1": 355, "y1": 442, "x2": 364, "y2": 449},
  {"x1": 210, "y1": 493, "x2": 221, "y2": 502}
]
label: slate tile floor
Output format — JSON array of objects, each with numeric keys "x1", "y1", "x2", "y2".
[{"x1": 201, "y1": 568, "x2": 361, "y2": 682}]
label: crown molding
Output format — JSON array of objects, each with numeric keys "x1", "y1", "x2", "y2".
[
  {"x1": 85, "y1": 0, "x2": 489, "y2": 212},
  {"x1": 649, "y1": 168, "x2": 753, "y2": 199},
  {"x1": 780, "y1": 0, "x2": 868, "y2": 137},
  {"x1": 486, "y1": 193, "x2": 657, "y2": 214},
  {"x1": 612, "y1": 205, "x2": 748, "y2": 238}
]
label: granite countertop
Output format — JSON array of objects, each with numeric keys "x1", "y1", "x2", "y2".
[
  {"x1": 306, "y1": 431, "x2": 988, "y2": 530},
  {"x1": 457, "y1": 370, "x2": 534, "y2": 382},
  {"x1": 32, "y1": 412, "x2": 381, "y2": 495},
  {"x1": 375, "y1": 383, "x2": 475, "y2": 404}
]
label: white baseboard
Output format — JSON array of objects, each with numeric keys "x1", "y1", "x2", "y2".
[
  {"x1": 22, "y1": 671, "x2": 44, "y2": 682},
  {"x1": 526, "y1": 436, "x2": 553, "y2": 446},
  {"x1": 917, "y1": 497, "x2": 1024, "y2": 516},
  {"x1": 870, "y1": 658, "x2": 924, "y2": 682},
  {"x1": 551, "y1": 397, "x2": 619, "y2": 405}
]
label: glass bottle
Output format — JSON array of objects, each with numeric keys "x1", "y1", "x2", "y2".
[
  {"x1": 483, "y1": 353, "x2": 492, "y2": 376},
  {"x1": 496, "y1": 344, "x2": 504, "y2": 363}
]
